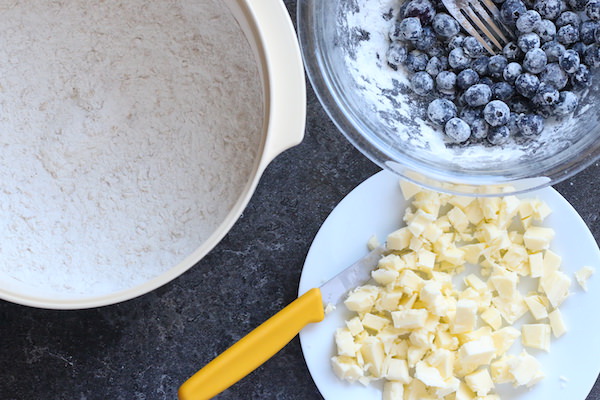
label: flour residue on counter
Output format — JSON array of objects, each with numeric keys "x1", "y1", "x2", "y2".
[{"x1": 0, "y1": 0, "x2": 263, "y2": 295}]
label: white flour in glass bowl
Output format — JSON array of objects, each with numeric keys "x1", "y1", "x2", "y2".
[{"x1": 0, "y1": 0, "x2": 263, "y2": 296}]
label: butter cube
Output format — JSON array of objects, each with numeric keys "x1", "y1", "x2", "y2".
[
  {"x1": 540, "y1": 270, "x2": 571, "y2": 307},
  {"x1": 367, "y1": 235, "x2": 380, "y2": 251},
  {"x1": 378, "y1": 254, "x2": 405, "y2": 271},
  {"x1": 331, "y1": 356, "x2": 364, "y2": 382},
  {"x1": 523, "y1": 226, "x2": 555, "y2": 251},
  {"x1": 409, "y1": 328, "x2": 433, "y2": 349},
  {"x1": 372, "y1": 268, "x2": 399, "y2": 285},
  {"x1": 543, "y1": 249, "x2": 562, "y2": 271},
  {"x1": 461, "y1": 244, "x2": 485, "y2": 265},
  {"x1": 522, "y1": 324, "x2": 551, "y2": 352},
  {"x1": 508, "y1": 350, "x2": 544, "y2": 387},
  {"x1": 345, "y1": 285, "x2": 379, "y2": 313},
  {"x1": 492, "y1": 295, "x2": 528, "y2": 324},
  {"x1": 524, "y1": 295, "x2": 548, "y2": 320},
  {"x1": 548, "y1": 309, "x2": 567, "y2": 338},
  {"x1": 458, "y1": 336, "x2": 496, "y2": 369},
  {"x1": 408, "y1": 209, "x2": 436, "y2": 237},
  {"x1": 345, "y1": 316, "x2": 364, "y2": 336},
  {"x1": 465, "y1": 368, "x2": 494, "y2": 396},
  {"x1": 404, "y1": 379, "x2": 431, "y2": 400},
  {"x1": 427, "y1": 348, "x2": 455, "y2": 379},
  {"x1": 481, "y1": 307, "x2": 502, "y2": 330},
  {"x1": 452, "y1": 299, "x2": 478, "y2": 334},
  {"x1": 489, "y1": 272, "x2": 518, "y2": 299},
  {"x1": 400, "y1": 179, "x2": 423, "y2": 200},
  {"x1": 490, "y1": 355, "x2": 516, "y2": 384},
  {"x1": 420, "y1": 282, "x2": 448, "y2": 316},
  {"x1": 385, "y1": 358, "x2": 411, "y2": 383},
  {"x1": 335, "y1": 328, "x2": 359, "y2": 357},
  {"x1": 575, "y1": 266, "x2": 595, "y2": 291},
  {"x1": 491, "y1": 327, "x2": 520, "y2": 356},
  {"x1": 407, "y1": 345, "x2": 428, "y2": 368},
  {"x1": 383, "y1": 381, "x2": 404, "y2": 400},
  {"x1": 422, "y1": 223, "x2": 443, "y2": 243},
  {"x1": 528, "y1": 252, "x2": 543, "y2": 278},
  {"x1": 417, "y1": 249, "x2": 436, "y2": 273},
  {"x1": 392, "y1": 309, "x2": 428, "y2": 329},
  {"x1": 360, "y1": 337, "x2": 386, "y2": 377},
  {"x1": 447, "y1": 206, "x2": 470, "y2": 233},
  {"x1": 415, "y1": 361, "x2": 446, "y2": 387},
  {"x1": 377, "y1": 290, "x2": 403, "y2": 311},
  {"x1": 387, "y1": 227, "x2": 412, "y2": 251},
  {"x1": 455, "y1": 381, "x2": 476, "y2": 400},
  {"x1": 361, "y1": 313, "x2": 389, "y2": 332},
  {"x1": 398, "y1": 270, "x2": 425, "y2": 294}
]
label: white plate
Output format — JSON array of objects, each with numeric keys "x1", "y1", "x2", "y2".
[{"x1": 298, "y1": 170, "x2": 600, "y2": 400}]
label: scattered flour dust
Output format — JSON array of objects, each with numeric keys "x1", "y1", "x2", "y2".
[
  {"x1": 0, "y1": 0, "x2": 263, "y2": 296},
  {"x1": 339, "y1": 0, "x2": 595, "y2": 166}
]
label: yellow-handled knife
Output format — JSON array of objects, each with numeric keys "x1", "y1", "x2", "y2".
[{"x1": 178, "y1": 246, "x2": 386, "y2": 400}]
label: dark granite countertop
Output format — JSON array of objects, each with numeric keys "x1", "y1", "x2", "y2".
[{"x1": 1, "y1": 1, "x2": 599, "y2": 399}]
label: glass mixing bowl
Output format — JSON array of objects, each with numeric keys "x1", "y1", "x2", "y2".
[{"x1": 297, "y1": 0, "x2": 600, "y2": 195}]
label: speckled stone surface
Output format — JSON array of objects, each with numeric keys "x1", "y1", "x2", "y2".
[{"x1": 1, "y1": 2, "x2": 599, "y2": 399}]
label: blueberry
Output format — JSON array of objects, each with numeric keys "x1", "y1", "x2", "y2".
[
  {"x1": 460, "y1": 107, "x2": 483, "y2": 125},
  {"x1": 508, "y1": 95, "x2": 533, "y2": 112},
  {"x1": 556, "y1": 24, "x2": 580, "y2": 45},
  {"x1": 558, "y1": 49, "x2": 580, "y2": 73},
  {"x1": 518, "y1": 32, "x2": 541, "y2": 53},
  {"x1": 426, "y1": 56, "x2": 448, "y2": 77},
  {"x1": 532, "y1": 82, "x2": 560, "y2": 106},
  {"x1": 463, "y1": 36, "x2": 485, "y2": 57},
  {"x1": 492, "y1": 81, "x2": 516, "y2": 100},
  {"x1": 595, "y1": 24, "x2": 600, "y2": 42},
  {"x1": 414, "y1": 26, "x2": 436, "y2": 50},
  {"x1": 433, "y1": 13, "x2": 460, "y2": 37},
  {"x1": 448, "y1": 47, "x2": 471, "y2": 70},
  {"x1": 507, "y1": 112, "x2": 523, "y2": 134},
  {"x1": 479, "y1": 76, "x2": 494, "y2": 86},
  {"x1": 571, "y1": 63, "x2": 591, "y2": 88},
  {"x1": 517, "y1": 10, "x2": 542, "y2": 33},
  {"x1": 516, "y1": 113, "x2": 545, "y2": 135},
  {"x1": 406, "y1": 50, "x2": 430, "y2": 72},
  {"x1": 540, "y1": 62, "x2": 569, "y2": 89},
  {"x1": 470, "y1": 118, "x2": 490, "y2": 139},
  {"x1": 398, "y1": 17, "x2": 423, "y2": 40},
  {"x1": 412, "y1": 71, "x2": 435, "y2": 95},
  {"x1": 536, "y1": 19, "x2": 557, "y2": 42},
  {"x1": 386, "y1": 42, "x2": 408, "y2": 67},
  {"x1": 487, "y1": 125, "x2": 511, "y2": 144},
  {"x1": 464, "y1": 83, "x2": 493, "y2": 106},
  {"x1": 471, "y1": 56, "x2": 491, "y2": 76},
  {"x1": 426, "y1": 44, "x2": 447, "y2": 57},
  {"x1": 534, "y1": 0, "x2": 562, "y2": 20},
  {"x1": 554, "y1": 90, "x2": 579, "y2": 115},
  {"x1": 501, "y1": 0, "x2": 528, "y2": 24},
  {"x1": 447, "y1": 34, "x2": 466, "y2": 50},
  {"x1": 556, "y1": 11, "x2": 580, "y2": 28},
  {"x1": 584, "y1": 43, "x2": 600, "y2": 67},
  {"x1": 403, "y1": 0, "x2": 437, "y2": 24},
  {"x1": 571, "y1": 42, "x2": 588, "y2": 57},
  {"x1": 457, "y1": 69, "x2": 480, "y2": 89},
  {"x1": 445, "y1": 117, "x2": 472, "y2": 142},
  {"x1": 503, "y1": 62, "x2": 523, "y2": 83},
  {"x1": 567, "y1": 0, "x2": 588, "y2": 10},
  {"x1": 501, "y1": 43, "x2": 520, "y2": 63},
  {"x1": 586, "y1": 0, "x2": 600, "y2": 21},
  {"x1": 542, "y1": 40, "x2": 566, "y2": 61},
  {"x1": 483, "y1": 100, "x2": 511, "y2": 126},
  {"x1": 389, "y1": 20, "x2": 404, "y2": 42},
  {"x1": 488, "y1": 55, "x2": 509, "y2": 78},
  {"x1": 578, "y1": 21, "x2": 598, "y2": 45},
  {"x1": 523, "y1": 48, "x2": 548, "y2": 74},
  {"x1": 436, "y1": 70, "x2": 457, "y2": 92},
  {"x1": 515, "y1": 72, "x2": 541, "y2": 97},
  {"x1": 427, "y1": 98, "x2": 458, "y2": 125}
]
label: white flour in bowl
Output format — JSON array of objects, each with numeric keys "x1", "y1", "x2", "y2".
[{"x1": 0, "y1": 0, "x2": 263, "y2": 296}]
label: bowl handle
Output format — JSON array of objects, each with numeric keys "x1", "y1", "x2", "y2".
[{"x1": 245, "y1": 0, "x2": 307, "y2": 173}]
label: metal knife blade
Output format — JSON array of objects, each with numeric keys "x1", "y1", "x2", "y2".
[{"x1": 318, "y1": 246, "x2": 386, "y2": 307}]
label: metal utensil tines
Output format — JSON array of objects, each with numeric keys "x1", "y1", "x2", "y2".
[{"x1": 441, "y1": 0, "x2": 515, "y2": 55}]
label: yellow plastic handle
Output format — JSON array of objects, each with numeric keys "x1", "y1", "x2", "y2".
[{"x1": 178, "y1": 288, "x2": 325, "y2": 400}]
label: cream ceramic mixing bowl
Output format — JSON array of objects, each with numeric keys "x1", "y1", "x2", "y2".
[{"x1": 0, "y1": 0, "x2": 305, "y2": 309}]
